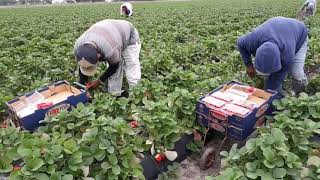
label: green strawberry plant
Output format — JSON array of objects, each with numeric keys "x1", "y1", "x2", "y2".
[
  {"x1": 214, "y1": 92, "x2": 320, "y2": 179},
  {"x1": 273, "y1": 93, "x2": 320, "y2": 122},
  {"x1": 0, "y1": 0, "x2": 320, "y2": 179},
  {"x1": 0, "y1": 127, "x2": 23, "y2": 173},
  {"x1": 2, "y1": 103, "x2": 147, "y2": 180},
  {"x1": 157, "y1": 162, "x2": 181, "y2": 180},
  {"x1": 300, "y1": 155, "x2": 320, "y2": 179},
  {"x1": 218, "y1": 128, "x2": 304, "y2": 179}
]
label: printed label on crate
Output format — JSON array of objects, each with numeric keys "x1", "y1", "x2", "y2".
[
  {"x1": 210, "y1": 122, "x2": 225, "y2": 132},
  {"x1": 46, "y1": 103, "x2": 70, "y2": 117},
  {"x1": 256, "y1": 104, "x2": 269, "y2": 117},
  {"x1": 210, "y1": 110, "x2": 227, "y2": 120}
]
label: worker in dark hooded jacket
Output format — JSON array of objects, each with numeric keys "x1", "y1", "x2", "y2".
[{"x1": 237, "y1": 17, "x2": 308, "y2": 97}]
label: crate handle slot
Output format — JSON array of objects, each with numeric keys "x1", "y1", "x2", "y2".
[{"x1": 210, "y1": 110, "x2": 228, "y2": 121}]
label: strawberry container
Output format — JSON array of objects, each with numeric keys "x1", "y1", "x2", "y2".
[
  {"x1": 196, "y1": 81, "x2": 278, "y2": 141},
  {"x1": 6, "y1": 80, "x2": 89, "y2": 131}
]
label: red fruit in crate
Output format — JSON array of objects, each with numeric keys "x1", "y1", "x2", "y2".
[
  {"x1": 13, "y1": 165, "x2": 21, "y2": 171},
  {"x1": 37, "y1": 102, "x2": 53, "y2": 109},
  {"x1": 248, "y1": 87, "x2": 255, "y2": 93},
  {"x1": 129, "y1": 121, "x2": 139, "y2": 128}
]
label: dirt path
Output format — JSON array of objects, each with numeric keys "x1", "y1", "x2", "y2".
[
  {"x1": 178, "y1": 154, "x2": 220, "y2": 180},
  {"x1": 177, "y1": 136, "x2": 240, "y2": 180}
]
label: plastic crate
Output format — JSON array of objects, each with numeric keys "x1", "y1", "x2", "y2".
[
  {"x1": 196, "y1": 81, "x2": 277, "y2": 141},
  {"x1": 6, "y1": 80, "x2": 89, "y2": 131}
]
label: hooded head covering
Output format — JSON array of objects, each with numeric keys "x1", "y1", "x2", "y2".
[{"x1": 254, "y1": 42, "x2": 281, "y2": 74}]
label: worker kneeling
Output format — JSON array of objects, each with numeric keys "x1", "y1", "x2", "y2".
[
  {"x1": 74, "y1": 19, "x2": 141, "y2": 96},
  {"x1": 237, "y1": 17, "x2": 309, "y2": 97},
  {"x1": 120, "y1": 3, "x2": 133, "y2": 17}
]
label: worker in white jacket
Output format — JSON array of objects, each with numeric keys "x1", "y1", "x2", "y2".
[
  {"x1": 74, "y1": 20, "x2": 141, "y2": 97},
  {"x1": 120, "y1": 3, "x2": 133, "y2": 17},
  {"x1": 300, "y1": 0, "x2": 317, "y2": 17}
]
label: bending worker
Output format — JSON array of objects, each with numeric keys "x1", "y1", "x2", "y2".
[
  {"x1": 74, "y1": 19, "x2": 141, "y2": 96},
  {"x1": 301, "y1": 0, "x2": 317, "y2": 17},
  {"x1": 237, "y1": 17, "x2": 308, "y2": 96},
  {"x1": 120, "y1": 3, "x2": 133, "y2": 17}
]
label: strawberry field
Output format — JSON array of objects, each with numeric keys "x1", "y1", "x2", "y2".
[{"x1": 0, "y1": 0, "x2": 320, "y2": 179}]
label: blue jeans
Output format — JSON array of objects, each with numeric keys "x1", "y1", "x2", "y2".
[{"x1": 289, "y1": 38, "x2": 308, "y2": 94}]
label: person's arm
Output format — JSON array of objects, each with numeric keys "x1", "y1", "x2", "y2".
[
  {"x1": 264, "y1": 66, "x2": 289, "y2": 93},
  {"x1": 237, "y1": 36, "x2": 253, "y2": 66},
  {"x1": 79, "y1": 68, "x2": 89, "y2": 85},
  {"x1": 98, "y1": 48, "x2": 121, "y2": 82},
  {"x1": 98, "y1": 62, "x2": 120, "y2": 82}
]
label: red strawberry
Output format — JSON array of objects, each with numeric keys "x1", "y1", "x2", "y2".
[
  {"x1": 248, "y1": 87, "x2": 255, "y2": 93},
  {"x1": 13, "y1": 165, "x2": 21, "y2": 171},
  {"x1": 0, "y1": 120, "x2": 8, "y2": 128},
  {"x1": 86, "y1": 82, "x2": 92, "y2": 89},
  {"x1": 155, "y1": 154, "x2": 165, "y2": 162},
  {"x1": 129, "y1": 121, "x2": 139, "y2": 128}
]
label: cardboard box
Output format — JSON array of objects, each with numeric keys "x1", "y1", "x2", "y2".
[
  {"x1": 6, "y1": 81, "x2": 89, "y2": 131},
  {"x1": 196, "y1": 81, "x2": 277, "y2": 141}
]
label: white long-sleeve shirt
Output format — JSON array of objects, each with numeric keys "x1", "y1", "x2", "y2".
[
  {"x1": 120, "y1": 3, "x2": 133, "y2": 17},
  {"x1": 74, "y1": 20, "x2": 139, "y2": 65},
  {"x1": 304, "y1": 0, "x2": 317, "y2": 16}
]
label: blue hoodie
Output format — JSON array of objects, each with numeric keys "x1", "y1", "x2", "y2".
[{"x1": 237, "y1": 17, "x2": 308, "y2": 92}]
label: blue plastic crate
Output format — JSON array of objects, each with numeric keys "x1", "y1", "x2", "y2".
[
  {"x1": 196, "y1": 81, "x2": 277, "y2": 141},
  {"x1": 6, "y1": 80, "x2": 89, "y2": 131}
]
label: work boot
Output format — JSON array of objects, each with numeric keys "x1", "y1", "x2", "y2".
[
  {"x1": 120, "y1": 90, "x2": 129, "y2": 98},
  {"x1": 292, "y1": 79, "x2": 307, "y2": 97}
]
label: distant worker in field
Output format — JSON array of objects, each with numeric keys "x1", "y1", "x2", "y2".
[
  {"x1": 237, "y1": 17, "x2": 308, "y2": 97},
  {"x1": 74, "y1": 19, "x2": 141, "y2": 96},
  {"x1": 299, "y1": 0, "x2": 317, "y2": 18},
  {"x1": 120, "y1": 3, "x2": 133, "y2": 17}
]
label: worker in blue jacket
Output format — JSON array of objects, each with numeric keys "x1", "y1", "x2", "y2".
[{"x1": 237, "y1": 17, "x2": 309, "y2": 97}]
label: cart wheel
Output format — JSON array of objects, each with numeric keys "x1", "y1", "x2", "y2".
[{"x1": 199, "y1": 147, "x2": 216, "y2": 170}]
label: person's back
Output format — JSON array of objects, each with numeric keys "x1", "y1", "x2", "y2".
[
  {"x1": 238, "y1": 17, "x2": 307, "y2": 65},
  {"x1": 74, "y1": 19, "x2": 141, "y2": 96},
  {"x1": 237, "y1": 17, "x2": 309, "y2": 96},
  {"x1": 74, "y1": 20, "x2": 139, "y2": 64}
]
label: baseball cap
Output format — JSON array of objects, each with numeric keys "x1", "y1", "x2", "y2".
[{"x1": 76, "y1": 45, "x2": 99, "y2": 76}]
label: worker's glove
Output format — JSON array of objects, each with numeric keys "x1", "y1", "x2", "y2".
[
  {"x1": 246, "y1": 65, "x2": 256, "y2": 77},
  {"x1": 86, "y1": 80, "x2": 102, "y2": 90}
]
